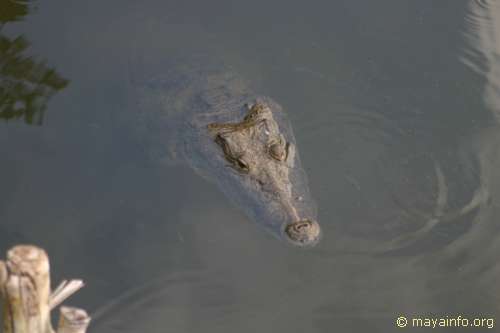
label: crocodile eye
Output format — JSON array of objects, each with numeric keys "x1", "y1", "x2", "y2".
[
  {"x1": 214, "y1": 134, "x2": 250, "y2": 173},
  {"x1": 235, "y1": 157, "x2": 250, "y2": 173},
  {"x1": 244, "y1": 103, "x2": 264, "y2": 121},
  {"x1": 268, "y1": 138, "x2": 289, "y2": 162}
]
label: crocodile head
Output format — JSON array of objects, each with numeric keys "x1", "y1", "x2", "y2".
[{"x1": 205, "y1": 100, "x2": 321, "y2": 246}]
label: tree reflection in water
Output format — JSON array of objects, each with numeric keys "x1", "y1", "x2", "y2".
[{"x1": 0, "y1": 0, "x2": 68, "y2": 125}]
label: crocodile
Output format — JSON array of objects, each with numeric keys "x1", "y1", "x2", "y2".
[{"x1": 131, "y1": 57, "x2": 320, "y2": 246}]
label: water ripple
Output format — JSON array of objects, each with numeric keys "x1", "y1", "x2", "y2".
[
  {"x1": 473, "y1": 0, "x2": 494, "y2": 10},
  {"x1": 461, "y1": 0, "x2": 499, "y2": 72}
]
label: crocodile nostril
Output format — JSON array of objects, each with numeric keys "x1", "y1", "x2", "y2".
[{"x1": 284, "y1": 219, "x2": 321, "y2": 246}]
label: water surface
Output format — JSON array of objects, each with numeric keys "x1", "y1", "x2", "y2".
[{"x1": 1, "y1": 1, "x2": 500, "y2": 332}]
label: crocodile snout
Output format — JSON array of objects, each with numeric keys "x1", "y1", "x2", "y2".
[{"x1": 284, "y1": 219, "x2": 321, "y2": 246}]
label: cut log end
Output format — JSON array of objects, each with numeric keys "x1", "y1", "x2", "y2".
[
  {"x1": 6, "y1": 245, "x2": 49, "y2": 274},
  {"x1": 57, "y1": 306, "x2": 91, "y2": 333}
]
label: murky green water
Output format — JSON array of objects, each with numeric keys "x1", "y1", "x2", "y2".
[{"x1": 1, "y1": 0, "x2": 500, "y2": 332}]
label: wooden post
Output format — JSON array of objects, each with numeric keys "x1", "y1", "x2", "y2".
[
  {"x1": 57, "y1": 307, "x2": 91, "y2": 333},
  {"x1": 0, "y1": 245, "x2": 90, "y2": 333}
]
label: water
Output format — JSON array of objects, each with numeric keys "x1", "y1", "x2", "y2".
[{"x1": 1, "y1": 0, "x2": 499, "y2": 332}]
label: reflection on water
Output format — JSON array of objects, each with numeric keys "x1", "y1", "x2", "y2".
[
  {"x1": 444, "y1": 0, "x2": 500, "y2": 300},
  {"x1": 0, "y1": 0, "x2": 68, "y2": 124},
  {"x1": 0, "y1": 0, "x2": 29, "y2": 23},
  {"x1": 462, "y1": 0, "x2": 500, "y2": 121}
]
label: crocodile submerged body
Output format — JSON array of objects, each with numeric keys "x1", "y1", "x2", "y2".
[{"x1": 132, "y1": 57, "x2": 320, "y2": 246}]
